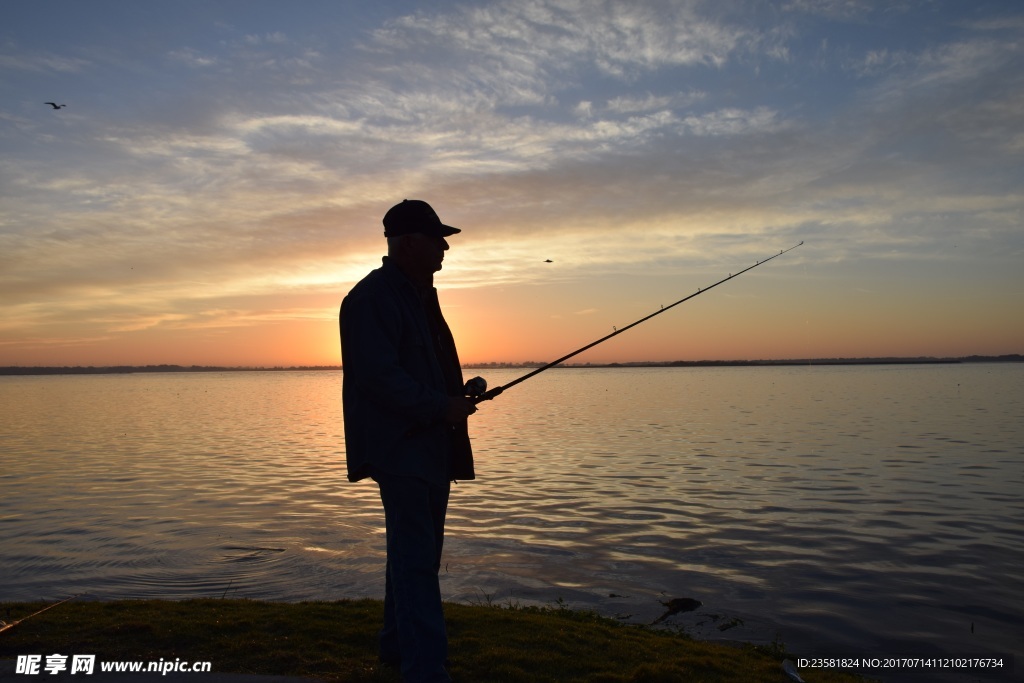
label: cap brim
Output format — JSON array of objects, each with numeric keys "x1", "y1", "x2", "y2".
[{"x1": 440, "y1": 225, "x2": 461, "y2": 236}]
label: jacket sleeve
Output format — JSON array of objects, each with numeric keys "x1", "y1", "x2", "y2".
[{"x1": 340, "y1": 286, "x2": 449, "y2": 426}]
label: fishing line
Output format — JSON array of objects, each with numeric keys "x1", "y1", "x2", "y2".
[
  {"x1": 467, "y1": 241, "x2": 804, "y2": 403},
  {"x1": 0, "y1": 594, "x2": 81, "y2": 635}
]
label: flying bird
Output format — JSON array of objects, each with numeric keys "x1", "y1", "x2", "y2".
[
  {"x1": 544, "y1": 259, "x2": 553, "y2": 263},
  {"x1": 45, "y1": 102, "x2": 66, "y2": 110}
]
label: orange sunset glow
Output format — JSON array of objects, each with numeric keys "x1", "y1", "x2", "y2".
[{"x1": 2, "y1": 2, "x2": 1021, "y2": 368}]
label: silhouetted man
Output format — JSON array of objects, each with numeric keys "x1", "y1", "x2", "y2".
[{"x1": 340, "y1": 199, "x2": 477, "y2": 683}]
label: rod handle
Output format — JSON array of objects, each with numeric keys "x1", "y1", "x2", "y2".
[{"x1": 472, "y1": 386, "x2": 504, "y2": 404}]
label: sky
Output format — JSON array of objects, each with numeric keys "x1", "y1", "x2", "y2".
[{"x1": 1, "y1": 0, "x2": 1022, "y2": 367}]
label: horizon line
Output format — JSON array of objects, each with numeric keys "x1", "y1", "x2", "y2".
[{"x1": 1, "y1": 354, "x2": 1022, "y2": 375}]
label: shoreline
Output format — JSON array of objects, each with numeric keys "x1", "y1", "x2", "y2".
[{"x1": 0, "y1": 597, "x2": 869, "y2": 682}]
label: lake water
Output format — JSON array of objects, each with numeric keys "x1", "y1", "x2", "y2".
[{"x1": 2, "y1": 365, "x2": 1021, "y2": 680}]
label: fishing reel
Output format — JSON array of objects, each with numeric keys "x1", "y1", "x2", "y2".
[
  {"x1": 464, "y1": 376, "x2": 487, "y2": 398},
  {"x1": 464, "y1": 376, "x2": 503, "y2": 403}
]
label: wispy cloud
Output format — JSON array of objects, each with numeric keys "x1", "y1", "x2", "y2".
[
  {"x1": 167, "y1": 48, "x2": 218, "y2": 68},
  {"x1": 1, "y1": 0, "x2": 1021, "y2": 364},
  {"x1": 782, "y1": 0, "x2": 877, "y2": 21},
  {"x1": 0, "y1": 51, "x2": 90, "y2": 73}
]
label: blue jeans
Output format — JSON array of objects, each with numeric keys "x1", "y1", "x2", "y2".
[{"x1": 374, "y1": 474, "x2": 451, "y2": 683}]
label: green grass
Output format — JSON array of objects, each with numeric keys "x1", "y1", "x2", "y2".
[{"x1": 0, "y1": 599, "x2": 867, "y2": 682}]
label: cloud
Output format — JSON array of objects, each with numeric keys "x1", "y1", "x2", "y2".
[
  {"x1": 681, "y1": 106, "x2": 784, "y2": 136},
  {"x1": 574, "y1": 100, "x2": 594, "y2": 118},
  {"x1": 782, "y1": 0, "x2": 877, "y2": 20},
  {"x1": 0, "y1": 51, "x2": 90, "y2": 73},
  {"x1": 851, "y1": 48, "x2": 912, "y2": 77},
  {"x1": 367, "y1": 0, "x2": 758, "y2": 98},
  {"x1": 167, "y1": 48, "x2": 217, "y2": 68},
  {"x1": 606, "y1": 92, "x2": 704, "y2": 114},
  {"x1": 244, "y1": 32, "x2": 289, "y2": 46},
  {"x1": 960, "y1": 15, "x2": 1024, "y2": 32},
  {"x1": 1, "y1": 0, "x2": 1021, "y2": 364}
]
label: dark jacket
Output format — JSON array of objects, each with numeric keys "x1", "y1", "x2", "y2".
[{"x1": 339, "y1": 258, "x2": 474, "y2": 485}]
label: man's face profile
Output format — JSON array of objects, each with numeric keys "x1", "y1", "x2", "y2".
[{"x1": 406, "y1": 232, "x2": 449, "y2": 274}]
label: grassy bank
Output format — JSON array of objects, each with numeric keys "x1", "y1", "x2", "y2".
[{"x1": 0, "y1": 599, "x2": 865, "y2": 682}]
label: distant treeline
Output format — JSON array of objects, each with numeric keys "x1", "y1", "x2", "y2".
[{"x1": 1, "y1": 355, "x2": 1021, "y2": 375}]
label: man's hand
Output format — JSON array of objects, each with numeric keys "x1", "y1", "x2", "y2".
[{"x1": 442, "y1": 396, "x2": 477, "y2": 423}]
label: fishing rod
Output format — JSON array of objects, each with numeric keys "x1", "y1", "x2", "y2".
[
  {"x1": 0, "y1": 594, "x2": 80, "y2": 636},
  {"x1": 467, "y1": 241, "x2": 804, "y2": 403}
]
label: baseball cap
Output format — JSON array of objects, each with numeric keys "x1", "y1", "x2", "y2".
[{"x1": 383, "y1": 199, "x2": 461, "y2": 238}]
